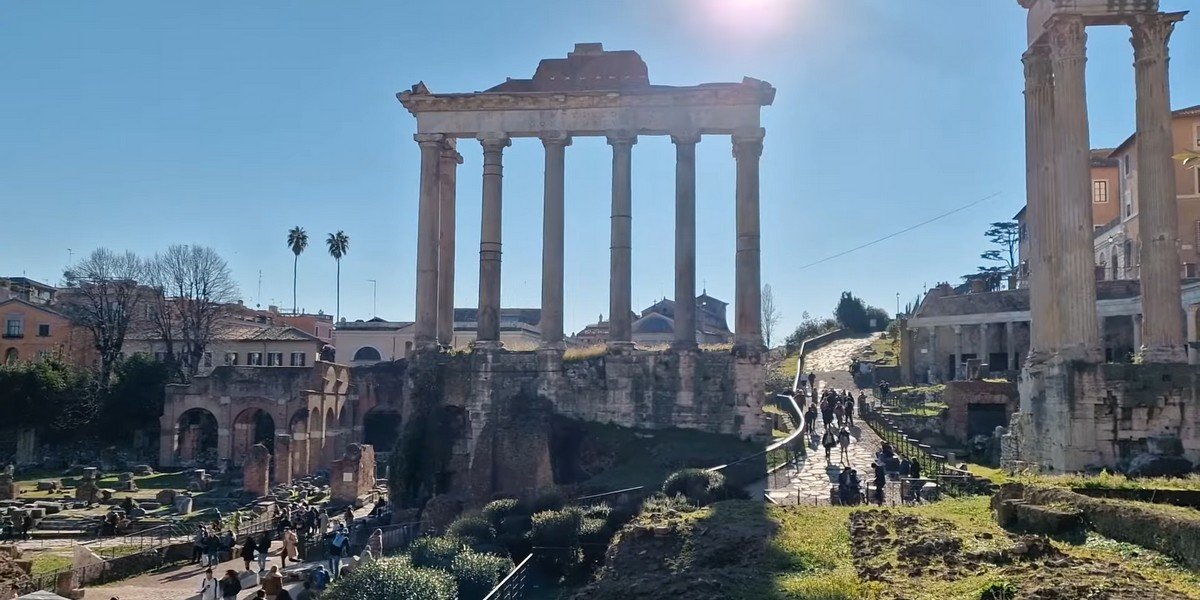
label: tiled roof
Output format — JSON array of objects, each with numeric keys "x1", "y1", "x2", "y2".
[
  {"x1": 0, "y1": 297, "x2": 69, "y2": 319},
  {"x1": 216, "y1": 323, "x2": 321, "y2": 342}
]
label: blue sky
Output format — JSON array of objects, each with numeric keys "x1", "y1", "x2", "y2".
[{"x1": 1, "y1": 1, "x2": 1197, "y2": 338}]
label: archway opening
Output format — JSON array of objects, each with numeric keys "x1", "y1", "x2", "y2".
[
  {"x1": 352, "y1": 346, "x2": 382, "y2": 362},
  {"x1": 232, "y1": 408, "x2": 276, "y2": 466},
  {"x1": 363, "y1": 410, "x2": 402, "y2": 453},
  {"x1": 4, "y1": 348, "x2": 18, "y2": 364},
  {"x1": 176, "y1": 408, "x2": 218, "y2": 467}
]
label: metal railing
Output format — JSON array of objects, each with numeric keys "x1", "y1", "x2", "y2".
[
  {"x1": 482, "y1": 553, "x2": 532, "y2": 600},
  {"x1": 856, "y1": 408, "x2": 993, "y2": 498}
]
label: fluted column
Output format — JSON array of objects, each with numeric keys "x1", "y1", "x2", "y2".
[
  {"x1": 1005, "y1": 321, "x2": 1017, "y2": 371},
  {"x1": 1132, "y1": 13, "x2": 1186, "y2": 363},
  {"x1": 607, "y1": 132, "x2": 636, "y2": 349},
  {"x1": 437, "y1": 141, "x2": 462, "y2": 348},
  {"x1": 413, "y1": 133, "x2": 445, "y2": 349},
  {"x1": 540, "y1": 133, "x2": 571, "y2": 350},
  {"x1": 927, "y1": 327, "x2": 938, "y2": 381},
  {"x1": 733, "y1": 128, "x2": 765, "y2": 351},
  {"x1": 1023, "y1": 45, "x2": 1060, "y2": 358},
  {"x1": 953, "y1": 325, "x2": 963, "y2": 380},
  {"x1": 477, "y1": 134, "x2": 510, "y2": 348},
  {"x1": 979, "y1": 323, "x2": 990, "y2": 363},
  {"x1": 1048, "y1": 15, "x2": 1100, "y2": 360},
  {"x1": 672, "y1": 132, "x2": 701, "y2": 350}
]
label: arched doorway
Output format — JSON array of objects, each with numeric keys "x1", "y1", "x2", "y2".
[
  {"x1": 352, "y1": 346, "x2": 382, "y2": 362},
  {"x1": 309, "y1": 407, "x2": 324, "y2": 471},
  {"x1": 176, "y1": 408, "x2": 218, "y2": 467},
  {"x1": 289, "y1": 409, "x2": 310, "y2": 478},
  {"x1": 362, "y1": 409, "x2": 402, "y2": 453},
  {"x1": 4, "y1": 348, "x2": 18, "y2": 364},
  {"x1": 232, "y1": 408, "x2": 276, "y2": 466},
  {"x1": 324, "y1": 407, "x2": 339, "y2": 466}
]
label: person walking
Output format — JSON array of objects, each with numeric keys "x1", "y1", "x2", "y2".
[
  {"x1": 256, "y1": 533, "x2": 271, "y2": 572},
  {"x1": 872, "y1": 462, "x2": 887, "y2": 505},
  {"x1": 844, "y1": 397, "x2": 855, "y2": 426},
  {"x1": 192, "y1": 526, "x2": 207, "y2": 564},
  {"x1": 218, "y1": 569, "x2": 242, "y2": 600},
  {"x1": 821, "y1": 428, "x2": 837, "y2": 463},
  {"x1": 328, "y1": 527, "x2": 349, "y2": 579},
  {"x1": 311, "y1": 564, "x2": 331, "y2": 595},
  {"x1": 198, "y1": 568, "x2": 220, "y2": 600},
  {"x1": 803, "y1": 404, "x2": 818, "y2": 435},
  {"x1": 807, "y1": 372, "x2": 816, "y2": 391},
  {"x1": 240, "y1": 537, "x2": 256, "y2": 572},
  {"x1": 282, "y1": 527, "x2": 299, "y2": 567},
  {"x1": 837, "y1": 427, "x2": 852, "y2": 466}
]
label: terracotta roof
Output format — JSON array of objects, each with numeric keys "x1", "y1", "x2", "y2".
[
  {"x1": 1090, "y1": 148, "x2": 1119, "y2": 168},
  {"x1": 0, "y1": 297, "x2": 70, "y2": 319},
  {"x1": 215, "y1": 323, "x2": 320, "y2": 342}
]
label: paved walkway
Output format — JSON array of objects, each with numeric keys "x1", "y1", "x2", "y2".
[
  {"x1": 765, "y1": 334, "x2": 901, "y2": 506},
  {"x1": 91, "y1": 549, "x2": 335, "y2": 600}
]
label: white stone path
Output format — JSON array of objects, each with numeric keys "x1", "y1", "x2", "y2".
[{"x1": 765, "y1": 334, "x2": 901, "y2": 506}]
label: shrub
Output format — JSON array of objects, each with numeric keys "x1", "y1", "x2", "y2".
[
  {"x1": 409, "y1": 536, "x2": 464, "y2": 571},
  {"x1": 446, "y1": 515, "x2": 496, "y2": 545},
  {"x1": 529, "y1": 507, "x2": 584, "y2": 576},
  {"x1": 481, "y1": 498, "x2": 521, "y2": 528},
  {"x1": 578, "y1": 517, "x2": 611, "y2": 566},
  {"x1": 450, "y1": 550, "x2": 513, "y2": 600},
  {"x1": 323, "y1": 558, "x2": 457, "y2": 600},
  {"x1": 662, "y1": 468, "x2": 726, "y2": 505},
  {"x1": 640, "y1": 493, "x2": 698, "y2": 517}
]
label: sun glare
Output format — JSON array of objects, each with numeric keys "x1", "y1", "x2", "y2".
[{"x1": 696, "y1": 0, "x2": 801, "y2": 41}]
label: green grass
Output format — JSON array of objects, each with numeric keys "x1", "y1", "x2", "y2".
[
  {"x1": 885, "y1": 401, "x2": 948, "y2": 418},
  {"x1": 1018, "y1": 470, "x2": 1200, "y2": 492},
  {"x1": 29, "y1": 552, "x2": 72, "y2": 576},
  {"x1": 764, "y1": 504, "x2": 863, "y2": 599},
  {"x1": 864, "y1": 335, "x2": 899, "y2": 367}
]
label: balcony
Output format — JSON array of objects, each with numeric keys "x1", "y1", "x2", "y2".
[{"x1": 2, "y1": 333, "x2": 24, "y2": 339}]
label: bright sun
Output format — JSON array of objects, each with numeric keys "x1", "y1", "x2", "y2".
[{"x1": 697, "y1": 0, "x2": 799, "y2": 41}]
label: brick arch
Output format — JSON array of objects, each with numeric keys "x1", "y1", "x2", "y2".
[
  {"x1": 231, "y1": 407, "x2": 276, "y2": 467},
  {"x1": 171, "y1": 407, "x2": 219, "y2": 467}
]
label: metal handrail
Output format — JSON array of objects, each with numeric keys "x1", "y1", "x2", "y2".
[{"x1": 482, "y1": 553, "x2": 532, "y2": 600}]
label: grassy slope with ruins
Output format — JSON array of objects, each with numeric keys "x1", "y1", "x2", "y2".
[{"x1": 579, "y1": 496, "x2": 1200, "y2": 599}]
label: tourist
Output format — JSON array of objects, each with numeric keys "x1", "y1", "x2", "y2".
[
  {"x1": 276, "y1": 589, "x2": 294, "y2": 600},
  {"x1": 328, "y1": 527, "x2": 349, "y2": 579},
  {"x1": 910, "y1": 457, "x2": 921, "y2": 481},
  {"x1": 837, "y1": 427, "x2": 852, "y2": 466},
  {"x1": 204, "y1": 530, "x2": 222, "y2": 567},
  {"x1": 872, "y1": 462, "x2": 886, "y2": 505},
  {"x1": 803, "y1": 404, "x2": 817, "y2": 435},
  {"x1": 342, "y1": 506, "x2": 355, "y2": 531},
  {"x1": 844, "y1": 397, "x2": 855, "y2": 426},
  {"x1": 198, "y1": 568, "x2": 219, "y2": 600},
  {"x1": 898, "y1": 456, "x2": 911, "y2": 478},
  {"x1": 253, "y1": 590, "x2": 267, "y2": 599},
  {"x1": 820, "y1": 402, "x2": 833, "y2": 431},
  {"x1": 282, "y1": 527, "x2": 299, "y2": 567},
  {"x1": 848, "y1": 469, "x2": 862, "y2": 505},
  {"x1": 261, "y1": 565, "x2": 284, "y2": 600},
  {"x1": 256, "y1": 533, "x2": 271, "y2": 572},
  {"x1": 833, "y1": 402, "x2": 845, "y2": 429},
  {"x1": 19, "y1": 513, "x2": 32, "y2": 540},
  {"x1": 318, "y1": 510, "x2": 330, "y2": 536},
  {"x1": 296, "y1": 581, "x2": 316, "y2": 600},
  {"x1": 311, "y1": 564, "x2": 331, "y2": 595},
  {"x1": 218, "y1": 569, "x2": 242, "y2": 600},
  {"x1": 836, "y1": 467, "x2": 851, "y2": 505},
  {"x1": 239, "y1": 537, "x2": 256, "y2": 572},
  {"x1": 192, "y1": 526, "x2": 207, "y2": 564},
  {"x1": 807, "y1": 372, "x2": 816, "y2": 390},
  {"x1": 821, "y1": 428, "x2": 837, "y2": 463}
]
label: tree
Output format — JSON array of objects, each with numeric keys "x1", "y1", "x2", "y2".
[
  {"x1": 976, "y1": 221, "x2": 1020, "y2": 288},
  {"x1": 1175, "y1": 150, "x2": 1200, "y2": 170},
  {"x1": 145, "y1": 245, "x2": 239, "y2": 379},
  {"x1": 99, "y1": 353, "x2": 170, "y2": 442},
  {"x1": 783, "y1": 311, "x2": 839, "y2": 353},
  {"x1": 287, "y1": 226, "x2": 309, "y2": 315},
  {"x1": 327, "y1": 231, "x2": 350, "y2": 322},
  {"x1": 60, "y1": 248, "x2": 146, "y2": 385},
  {"x1": 761, "y1": 284, "x2": 781, "y2": 348},
  {"x1": 835, "y1": 292, "x2": 870, "y2": 333}
]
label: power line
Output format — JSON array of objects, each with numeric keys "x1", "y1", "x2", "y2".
[{"x1": 794, "y1": 191, "x2": 1004, "y2": 271}]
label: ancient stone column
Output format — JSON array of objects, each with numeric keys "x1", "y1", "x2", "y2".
[
  {"x1": 437, "y1": 141, "x2": 463, "y2": 348},
  {"x1": 1187, "y1": 305, "x2": 1199, "y2": 365},
  {"x1": 1048, "y1": 15, "x2": 1101, "y2": 360},
  {"x1": 1132, "y1": 314, "x2": 1143, "y2": 352},
  {"x1": 672, "y1": 132, "x2": 701, "y2": 350},
  {"x1": 1006, "y1": 321, "x2": 1018, "y2": 371},
  {"x1": 540, "y1": 133, "x2": 571, "y2": 350},
  {"x1": 953, "y1": 325, "x2": 963, "y2": 380},
  {"x1": 1023, "y1": 45, "x2": 1059, "y2": 358},
  {"x1": 413, "y1": 133, "x2": 445, "y2": 349},
  {"x1": 733, "y1": 128, "x2": 765, "y2": 350},
  {"x1": 927, "y1": 326, "x2": 938, "y2": 381},
  {"x1": 979, "y1": 323, "x2": 990, "y2": 364},
  {"x1": 1132, "y1": 13, "x2": 1186, "y2": 363},
  {"x1": 273, "y1": 433, "x2": 292, "y2": 486},
  {"x1": 477, "y1": 134, "x2": 511, "y2": 348},
  {"x1": 607, "y1": 132, "x2": 637, "y2": 349}
]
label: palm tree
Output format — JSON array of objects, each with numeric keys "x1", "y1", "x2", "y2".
[
  {"x1": 326, "y1": 231, "x2": 350, "y2": 322},
  {"x1": 287, "y1": 226, "x2": 308, "y2": 315}
]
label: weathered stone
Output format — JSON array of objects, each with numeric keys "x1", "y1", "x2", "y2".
[
  {"x1": 132, "y1": 464, "x2": 154, "y2": 476},
  {"x1": 1128, "y1": 453, "x2": 1194, "y2": 478},
  {"x1": 331, "y1": 444, "x2": 376, "y2": 505},
  {"x1": 173, "y1": 495, "x2": 193, "y2": 514},
  {"x1": 420, "y1": 495, "x2": 462, "y2": 535},
  {"x1": 243, "y1": 443, "x2": 272, "y2": 498},
  {"x1": 36, "y1": 480, "x2": 60, "y2": 492},
  {"x1": 155, "y1": 489, "x2": 177, "y2": 505}
]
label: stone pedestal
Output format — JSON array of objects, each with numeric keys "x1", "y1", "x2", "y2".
[
  {"x1": 14, "y1": 428, "x2": 36, "y2": 466},
  {"x1": 331, "y1": 444, "x2": 376, "y2": 505},
  {"x1": 243, "y1": 444, "x2": 271, "y2": 498}
]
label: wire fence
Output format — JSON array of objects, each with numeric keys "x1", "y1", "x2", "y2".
[{"x1": 482, "y1": 553, "x2": 532, "y2": 600}]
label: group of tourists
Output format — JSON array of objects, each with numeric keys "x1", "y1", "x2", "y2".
[
  {"x1": 0, "y1": 511, "x2": 33, "y2": 541},
  {"x1": 192, "y1": 525, "x2": 238, "y2": 568},
  {"x1": 802, "y1": 388, "x2": 862, "y2": 467}
]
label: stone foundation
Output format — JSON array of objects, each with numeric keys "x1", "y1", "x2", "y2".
[
  {"x1": 331, "y1": 443, "x2": 376, "y2": 505},
  {"x1": 1008, "y1": 357, "x2": 1200, "y2": 472},
  {"x1": 944, "y1": 380, "x2": 1019, "y2": 442},
  {"x1": 243, "y1": 444, "x2": 271, "y2": 497}
]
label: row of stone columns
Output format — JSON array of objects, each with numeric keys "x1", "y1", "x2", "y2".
[
  {"x1": 926, "y1": 323, "x2": 1025, "y2": 380},
  {"x1": 1023, "y1": 12, "x2": 1184, "y2": 363},
  {"x1": 411, "y1": 129, "x2": 766, "y2": 352}
]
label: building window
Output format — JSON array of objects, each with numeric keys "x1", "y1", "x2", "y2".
[
  {"x1": 267, "y1": 352, "x2": 283, "y2": 366},
  {"x1": 1185, "y1": 263, "x2": 1197, "y2": 279},
  {"x1": 1018, "y1": 222, "x2": 1027, "y2": 241},
  {"x1": 4, "y1": 318, "x2": 23, "y2": 338},
  {"x1": 248, "y1": 352, "x2": 263, "y2": 366},
  {"x1": 290, "y1": 352, "x2": 307, "y2": 367},
  {"x1": 1123, "y1": 154, "x2": 1131, "y2": 175},
  {"x1": 225, "y1": 352, "x2": 239, "y2": 366},
  {"x1": 37, "y1": 324, "x2": 50, "y2": 337},
  {"x1": 202, "y1": 352, "x2": 213, "y2": 368},
  {"x1": 1092, "y1": 180, "x2": 1108, "y2": 203}
]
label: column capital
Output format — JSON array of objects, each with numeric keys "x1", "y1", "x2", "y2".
[
  {"x1": 414, "y1": 132, "x2": 445, "y2": 147},
  {"x1": 439, "y1": 138, "x2": 463, "y2": 164},
  {"x1": 1130, "y1": 13, "x2": 1180, "y2": 63},
  {"x1": 670, "y1": 131, "x2": 702, "y2": 145},
  {"x1": 540, "y1": 132, "x2": 573, "y2": 148},
  {"x1": 478, "y1": 133, "x2": 511, "y2": 152},
  {"x1": 732, "y1": 128, "x2": 765, "y2": 159},
  {"x1": 606, "y1": 131, "x2": 638, "y2": 147},
  {"x1": 1047, "y1": 14, "x2": 1087, "y2": 62},
  {"x1": 1021, "y1": 44, "x2": 1053, "y2": 81}
]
